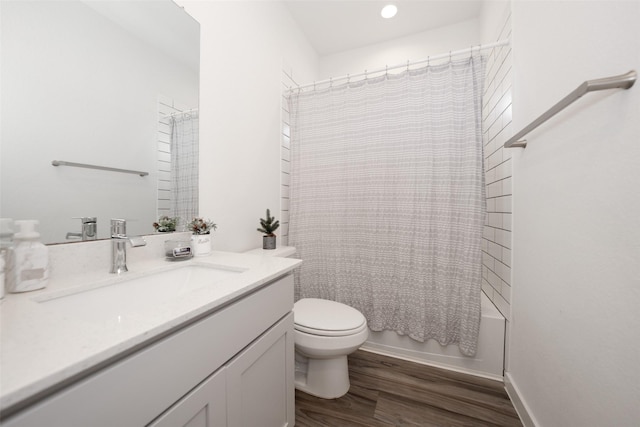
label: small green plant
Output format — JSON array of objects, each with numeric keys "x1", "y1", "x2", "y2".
[
  {"x1": 153, "y1": 215, "x2": 179, "y2": 232},
  {"x1": 188, "y1": 217, "x2": 217, "y2": 235},
  {"x1": 257, "y1": 209, "x2": 279, "y2": 236}
]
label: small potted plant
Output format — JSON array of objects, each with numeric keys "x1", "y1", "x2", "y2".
[
  {"x1": 188, "y1": 217, "x2": 217, "y2": 256},
  {"x1": 153, "y1": 215, "x2": 179, "y2": 232},
  {"x1": 257, "y1": 209, "x2": 279, "y2": 250}
]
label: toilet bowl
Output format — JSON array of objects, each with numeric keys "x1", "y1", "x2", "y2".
[{"x1": 293, "y1": 298, "x2": 368, "y2": 399}]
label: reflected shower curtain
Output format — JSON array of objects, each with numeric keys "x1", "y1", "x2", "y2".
[
  {"x1": 169, "y1": 112, "x2": 199, "y2": 227},
  {"x1": 288, "y1": 56, "x2": 486, "y2": 356}
]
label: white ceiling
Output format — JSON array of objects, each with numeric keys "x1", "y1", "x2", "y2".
[{"x1": 284, "y1": 0, "x2": 484, "y2": 56}]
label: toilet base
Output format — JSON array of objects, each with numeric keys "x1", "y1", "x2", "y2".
[{"x1": 294, "y1": 352, "x2": 350, "y2": 399}]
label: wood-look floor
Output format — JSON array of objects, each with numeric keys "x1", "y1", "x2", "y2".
[{"x1": 295, "y1": 350, "x2": 523, "y2": 427}]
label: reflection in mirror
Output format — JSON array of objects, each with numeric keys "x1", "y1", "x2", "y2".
[{"x1": 0, "y1": 0, "x2": 199, "y2": 244}]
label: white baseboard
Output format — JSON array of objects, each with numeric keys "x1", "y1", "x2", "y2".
[{"x1": 504, "y1": 372, "x2": 538, "y2": 427}]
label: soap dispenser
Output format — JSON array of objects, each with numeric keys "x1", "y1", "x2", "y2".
[{"x1": 6, "y1": 220, "x2": 49, "y2": 293}]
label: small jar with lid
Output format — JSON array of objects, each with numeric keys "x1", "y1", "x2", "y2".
[{"x1": 164, "y1": 240, "x2": 192, "y2": 260}]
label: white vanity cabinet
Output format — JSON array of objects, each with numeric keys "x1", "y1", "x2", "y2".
[
  {"x1": 149, "y1": 368, "x2": 227, "y2": 427},
  {"x1": 2, "y1": 274, "x2": 295, "y2": 427},
  {"x1": 151, "y1": 314, "x2": 294, "y2": 427}
]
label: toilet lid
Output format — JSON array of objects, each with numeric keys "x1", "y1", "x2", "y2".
[{"x1": 294, "y1": 298, "x2": 366, "y2": 336}]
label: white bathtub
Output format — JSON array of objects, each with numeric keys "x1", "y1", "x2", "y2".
[{"x1": 360, "y1": 292, "x2": 505, "y2": 380}]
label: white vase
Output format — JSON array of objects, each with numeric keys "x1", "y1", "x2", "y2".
[{"x1": 191, "y1": 234, "x2": 212, "y2": 256}]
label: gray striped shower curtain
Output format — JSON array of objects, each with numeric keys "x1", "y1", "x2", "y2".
[{"x1": 288, "y1": 56, "x2": 486, "y2": 356}]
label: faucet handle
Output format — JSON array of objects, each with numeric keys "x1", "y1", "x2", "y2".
[
  {"x1": 73, "y1": 216, "x2": 97, "y2": 224},
  {"x1": 111, "y1": 218, "x2": 127, "y2": 237},
  {"x1": 128, "y1": 236, "x2": 147, "y2": 247}
]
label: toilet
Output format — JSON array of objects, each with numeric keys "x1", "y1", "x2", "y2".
[
  {"x1": 293, "y1": 298, "x2": 368, "y2": 399},
  {"x1": 242, "y1": 246, "x2": 369, "y2": 399}
]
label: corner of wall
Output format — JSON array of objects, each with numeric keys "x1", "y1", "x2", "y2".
[
  {"x1": 504, "y1": 372, "x2": 539, "y2": 427},
  {"x1": 481, "y1": 6, "x2": 512, "y2": 322}
]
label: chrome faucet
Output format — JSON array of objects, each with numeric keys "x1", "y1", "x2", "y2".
[
  {"x1": 110, "y1": 219, "x2": 146, "y2": 274},
  {"x1": 66, "y1": 216, "x2": 98, "y2": 241}
]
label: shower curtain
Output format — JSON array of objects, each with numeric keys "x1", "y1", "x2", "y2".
[
  {"x1": 288, "y1": 56, "x2": 486, "y2": 356},
  {"x1": 169, "y1": 112, "x2": 199, "y2": 228}
]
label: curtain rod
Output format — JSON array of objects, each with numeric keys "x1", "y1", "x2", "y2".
[
  {"x1": 162, "y1": 108, "x2": 199, "y2": 118},
  {"x1": 289, "y1": 39, "x2": 510, "y2": 93}
]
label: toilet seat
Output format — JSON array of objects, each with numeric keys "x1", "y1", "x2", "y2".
[
  {"x1": 294, "y1": 298, "x2": 367, "y2": 337},
  {"x1": 295, "y1": 321, "x2": 368, "y2": 337}
]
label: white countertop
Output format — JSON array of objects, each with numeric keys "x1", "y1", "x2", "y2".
[
  {"x1": 0, "y1": 249, "x2": 301, "y2": 413},
  {"x1": 243, "y1": 245, "x2": 297, "y2": 258}
]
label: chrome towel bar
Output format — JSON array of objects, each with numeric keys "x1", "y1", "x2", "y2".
[
  {"x1": 504, "y1": 70, "x2": 636, "y2": 148},
  {"x1": 51, "y1": 160, "x2": 149, "y2": 177}
]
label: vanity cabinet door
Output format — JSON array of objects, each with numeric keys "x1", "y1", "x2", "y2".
[
  {"x1": 226, "y1": 313, "x2": 294, "y2": 427},
  {"x1": 148, "y1": 368, "x2": 227, "y2": 427}
]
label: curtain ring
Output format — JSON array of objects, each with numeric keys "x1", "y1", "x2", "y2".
[
  {"x1": 385, "y1": 65, "x2": 388, "y2": 77},
  {"x1": 427, "y1": 56, "x2": 430, "y2": 66},
  {"x1": 406, "y1": 60, "x2": 410, "y2": 71},
  {"x1": 449, "y1": 50, "x2": 452, "y2": 61},
  {"x1": 329, "y1": 77, "x2": 333, "y2": 87},
  {"x1": 365, "y1": 69, "x2": 368, "y2": 80},
  {"x1": 347, "y1": 73, "x2": 350, "y2": 84}
]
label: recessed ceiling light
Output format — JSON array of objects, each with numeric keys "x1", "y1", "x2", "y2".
[{"x1": 381, "y1": 4, "x2": 397, "y2": 19}]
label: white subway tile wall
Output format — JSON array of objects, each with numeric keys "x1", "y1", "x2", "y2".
[
  {"x1": 482, "y1": 11, "x2": 513, "y2": 320},
  {"x1": 157, "y1": 95, "x2": 190, "y2": 219},
  {"x1": 280, "y1": 65, "x2": 296, "y2": 246}
]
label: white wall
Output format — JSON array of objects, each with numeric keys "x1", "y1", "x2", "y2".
[
  {"x1": 508, "y1": 1, "x2": 640, "y2": 426},
  {"x1": 478, "y1": 0, "x2": 513, "y2": 363},
  {"x1": 177, "y1": 1, "x2": 318, "y2": 252},
  {"x1": 480, "y1": 0, "x2": 510, "y2": 44},
  {"x1": 319, "y1": 18, "x2": 480, "y2": 80},
  {"x1": 279, "y1": 67, "x2": 297, "y2": 247}
]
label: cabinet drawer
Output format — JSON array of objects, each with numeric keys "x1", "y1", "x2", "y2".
[{"x1": 3, "y1": 274, "x2": 294, "y2": 427}]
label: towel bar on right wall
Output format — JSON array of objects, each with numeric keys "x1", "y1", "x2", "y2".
[{"x1": 504, "y1": 70, "x2": 637, "y2": 149}]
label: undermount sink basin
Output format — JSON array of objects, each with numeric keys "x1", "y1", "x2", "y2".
[{"x1": 32, "y1": 263, "x2": 246, "y2": 323}]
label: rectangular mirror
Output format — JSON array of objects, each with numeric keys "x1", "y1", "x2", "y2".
[{"x1": 0, "y1": 0, "x2": 200, "y2": 244}]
